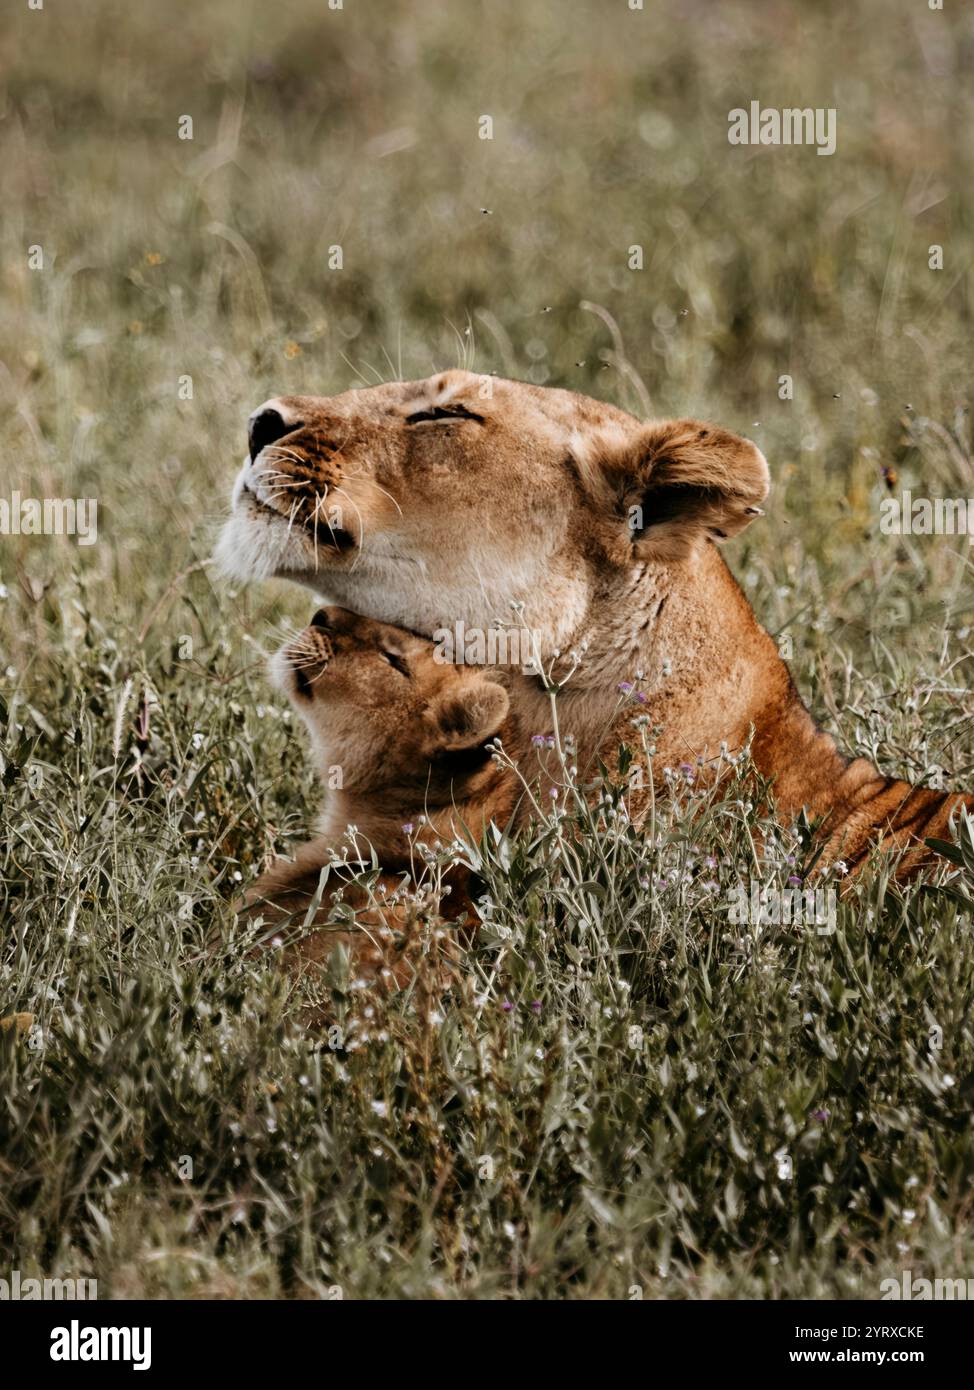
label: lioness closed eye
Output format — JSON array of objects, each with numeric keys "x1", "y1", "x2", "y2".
[
  {"x1": 239, "y1": 606, "x2": 519, "y2": 987},
  {"x1": 220, "y1": 370, "x2": 973, "y2": 879}
]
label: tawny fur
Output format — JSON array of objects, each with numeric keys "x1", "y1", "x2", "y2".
[
  {"x1": 220, "y1": 370, "x2": 972, "y2": 880},
  {"x1": 239, "y1": 608, "x2": 520, "y2": 987}
]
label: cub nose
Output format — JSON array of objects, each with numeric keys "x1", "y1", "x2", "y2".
[
  {"x1": 310, "y1": 606, "x2": 355, "y2": 632},
  {"x1": 248, "y1": 404, "x2": 300, "y2": 461}
]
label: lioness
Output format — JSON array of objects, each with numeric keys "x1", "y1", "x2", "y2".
[
  {"x1": 240, "y1": 605, "x2": 518, "y2": 985},
  {"x1": 218, "y1": 370, "x2": 970, "y2": 877}
]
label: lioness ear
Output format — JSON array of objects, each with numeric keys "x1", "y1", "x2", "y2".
[
  {"x1": 425, "y1": 681, "x2": 510, "y2": 753},
  {"x1": 604, "y1": 419, "x2": 769, "y2": 562}
]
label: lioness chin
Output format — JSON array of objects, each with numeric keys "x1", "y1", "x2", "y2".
[{"x1": 219, "y1": 370, "x2": 971, "y2": 878}]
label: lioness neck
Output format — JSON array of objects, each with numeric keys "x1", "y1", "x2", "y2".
[
  {"x1": 650, "y1": 545, "x2": 856, "y2": 821},
  {"x1": 517, "y1": 543, "x2": 870, "y2": 825},
  {"x1": 502, "y1": 544, "x2": 968, "y2": 875}
]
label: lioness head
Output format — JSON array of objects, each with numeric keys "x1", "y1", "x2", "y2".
[
  {"x1": 229, "y1": 374, "x2": 970, "y2": 881},
  {"x1": 273, "y1": 605, "x2": 510, "y2": 794},
  {"x1": 218, "y1": 370, "x2": 769, "y2": 661}
]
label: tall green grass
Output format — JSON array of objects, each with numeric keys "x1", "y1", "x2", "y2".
[{"x1": 2, "y1": 0, "x2": 974, "y2": 1297}]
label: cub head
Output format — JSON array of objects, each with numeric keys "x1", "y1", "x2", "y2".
[
  {"x1": 273, "y1": 605, "x2": 510, "y2": 792},
  {"x1": 219, "y1": 370, "x2": 769, "y2": 660}
]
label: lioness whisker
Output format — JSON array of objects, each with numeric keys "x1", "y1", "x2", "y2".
[
  {"x1": 257, "y1": 471, "x2": 306, "y2": 489},
  {"x1": 260, "y1": 487, "x2": 299, "y2": 507},
  {"x1": 328, "y1": 485, "x2": 366, "y2": 566},
  {"x1": 365, "y1": 478, "x2": 404, "y2": 518},
  {"x1": 264, "y1": 446, "x2": 314, "y2": 468},
  {"x1": 339, "y1": 350, "x2": 384, "y2": 388}
]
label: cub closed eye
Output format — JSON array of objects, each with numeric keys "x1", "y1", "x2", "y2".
[
  {"x1": 404, "y1": 404, "x2": 485, "y2": 425},
  {"x1": 382, "y1": 650, "x2": 411, "y2": 677}
]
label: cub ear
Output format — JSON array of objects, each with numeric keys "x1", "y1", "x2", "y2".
[
  {"x1": 425, "y1": 680, "x2": 510, "y2": 753},
  {"x1": 602, "y1": 418, "x2": 770, "y2": 562}
]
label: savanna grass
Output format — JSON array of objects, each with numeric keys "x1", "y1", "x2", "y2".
[{"x1": 2, "y1": 0, "x2": 974, "y2": 1298}]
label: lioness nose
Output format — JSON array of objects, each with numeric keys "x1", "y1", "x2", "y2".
[
  {"x1": 248, "y1": 404, "x2": 298, "y2": 461},
  {"x1": 310, "y1": 608, "x2": 332, "y2": 630}
]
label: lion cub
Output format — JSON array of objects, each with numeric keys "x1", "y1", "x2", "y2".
[{"x1": 241, "y1": 606, "x2": 519, "y2": 988}]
